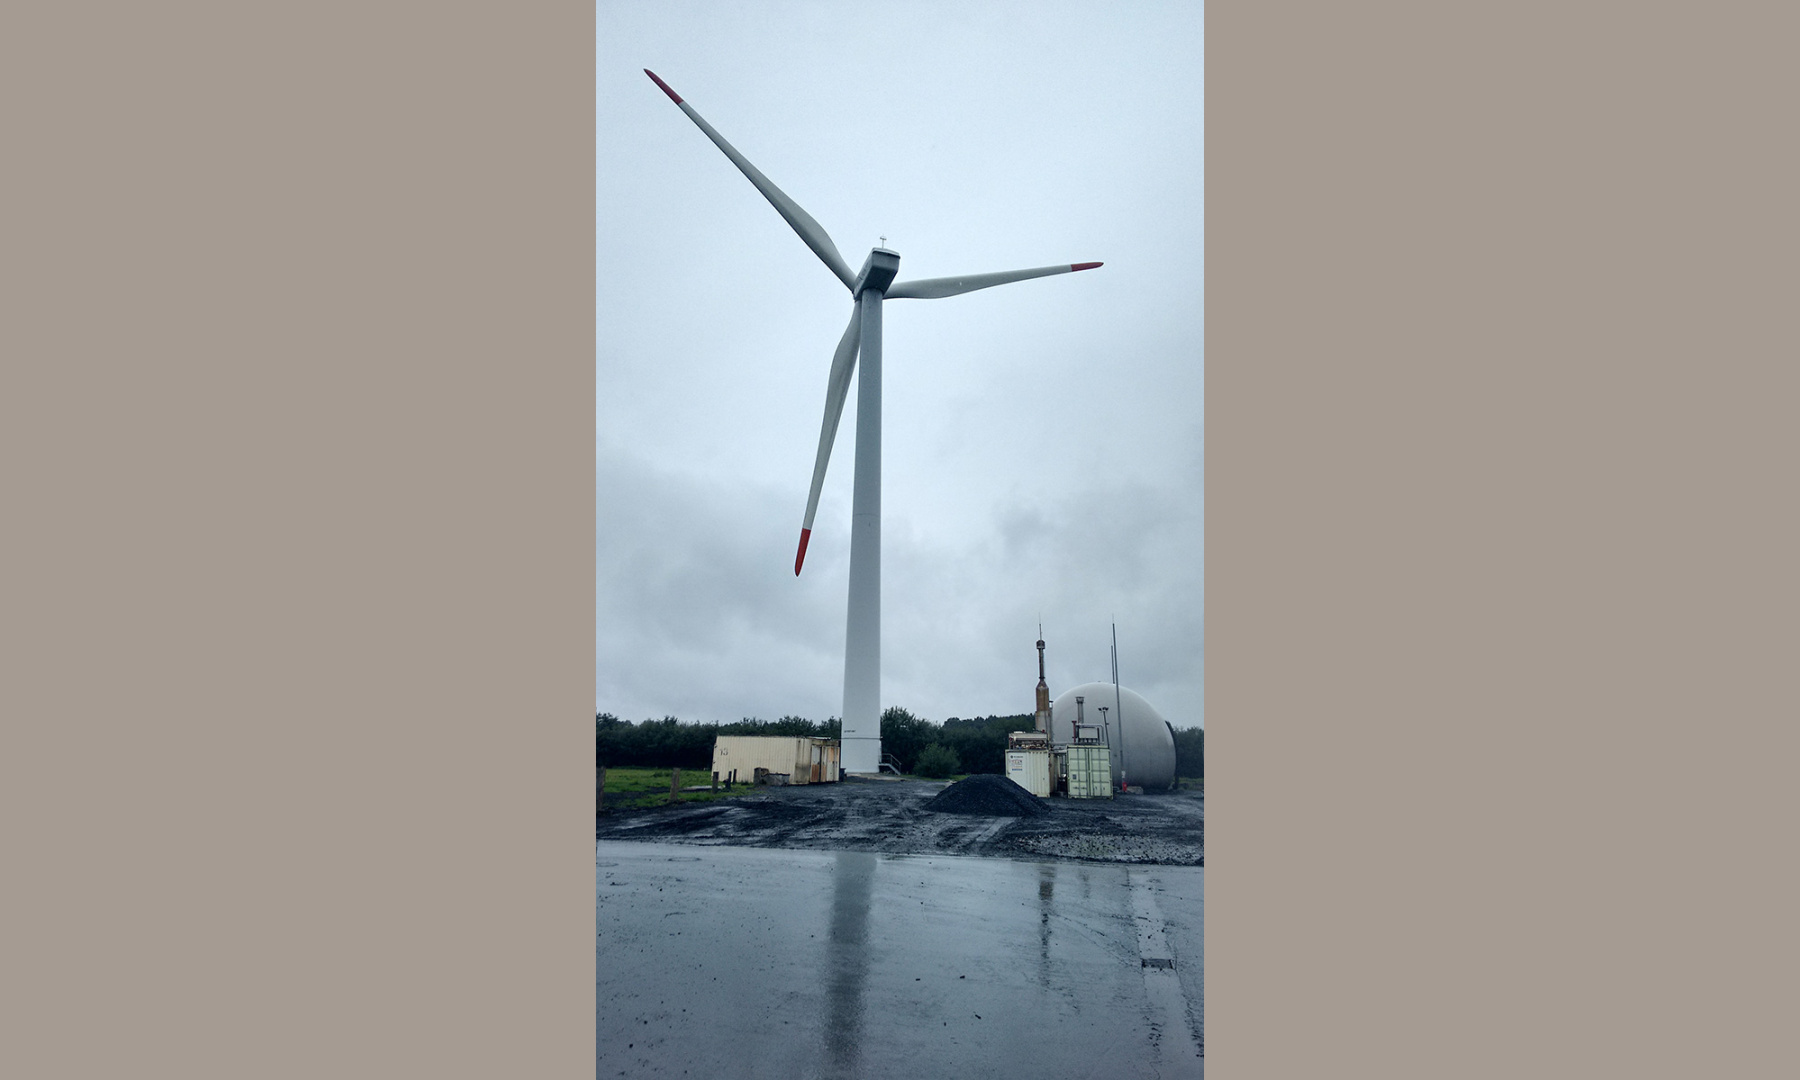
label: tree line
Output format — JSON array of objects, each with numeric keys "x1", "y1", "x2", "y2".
[{"x1": 597, "y1": 708, "x2": 1202, "y2": 779}]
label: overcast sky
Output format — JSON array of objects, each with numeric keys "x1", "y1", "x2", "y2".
[{"x1": 598, "y1": 2, "x2": 1203, "y2": 729}]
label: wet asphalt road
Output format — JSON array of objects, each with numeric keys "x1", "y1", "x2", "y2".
[{"x1": 598, "y1": 841, "x2": 1203, "y2": 1079}]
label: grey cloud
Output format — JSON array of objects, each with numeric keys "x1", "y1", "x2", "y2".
[{"x1": 599, "y1": 3, "x2": 1204, "y2": 729}]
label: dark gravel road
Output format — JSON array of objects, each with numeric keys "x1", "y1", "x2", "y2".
[{"x1": 596, "y1": 774, "x2": 1203, "y2": 865}]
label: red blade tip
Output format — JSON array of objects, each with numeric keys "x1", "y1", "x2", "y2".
[
  {"x1": 1071, "y1": 262, "x2": 1103, "y2": 272},
  {"x1": 643, "y1": 69, "x2": 682, "y2": 105},
  {"x1": 794, "y1": 528, "x2": 812, "y2": 576}
]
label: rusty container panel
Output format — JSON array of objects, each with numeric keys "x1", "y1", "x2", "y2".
[{"x1": 712, "y1": 736, "x2": 808, "y2": 785}]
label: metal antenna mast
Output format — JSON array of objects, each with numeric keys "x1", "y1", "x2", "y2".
[{"x1": 1111, "y1": 622, "x2": 1126, "y2": 791}]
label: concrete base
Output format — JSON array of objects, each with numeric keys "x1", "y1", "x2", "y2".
[{"x1": 838, "y1": 737, "x2": 881, "y2": 775}]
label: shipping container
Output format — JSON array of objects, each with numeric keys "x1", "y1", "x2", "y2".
[
  {"x1": 711, "y1": 736, "x2": 841, "y2": 785},
  {"x1": 1065, "y1": 744, "x2": 1114, "y2": 799},
  {"x1": 1004, "y1": 749, "x2": 1053, "y2": 797}
]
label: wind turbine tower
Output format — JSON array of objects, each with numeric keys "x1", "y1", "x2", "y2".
[{"x1": 645, "y1": 70, "x2": 1103, "y2": 773}]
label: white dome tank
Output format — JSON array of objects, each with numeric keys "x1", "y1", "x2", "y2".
[{"x1": 1049, "y1": 683, "x2": 1178, "y2": 791}]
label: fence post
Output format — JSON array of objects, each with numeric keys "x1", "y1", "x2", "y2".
[
  {"x1": 669, "y1": 767, "x2": 681, "y2": 803},
  {"x1": 597, "y1": 765, "x2": 606, "y2": 813}
]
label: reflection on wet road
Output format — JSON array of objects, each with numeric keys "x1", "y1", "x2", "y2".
[
  {"x1": 822, "y1": 852, "x2": 874, "y2": 1078},
  {"x1": 598, "y1": 841, "x2": 1203, "y2": 1079}
]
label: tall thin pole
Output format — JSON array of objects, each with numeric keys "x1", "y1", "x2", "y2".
[
  {"x1": 840, "y1": 288, "x2": 884, "y2": 774},
  {"x1": 1112, "y1": 622, "x2": 1126, "y2": 790}
]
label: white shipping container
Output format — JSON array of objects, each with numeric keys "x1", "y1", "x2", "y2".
[
  {"x1": 1004, "y1": 749, "x2": 1053, "y2": 797},
  {"x1": 711, "y1": 736, "x2": 841, "y2": 785}
]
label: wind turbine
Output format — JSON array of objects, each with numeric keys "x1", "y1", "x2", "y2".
[{"x1": 644, "y1": 69, "x2": 1102, "y2": 774}]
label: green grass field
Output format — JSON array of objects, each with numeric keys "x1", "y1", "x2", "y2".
[
  {"x1": 597, "y1": 767, "x2": 1196, "y2": 811},
  {"x1": 594, "y1": 766, "x2": 985, "y2": 810},
  {"x1": 596, "y1": 766, "x2": 758, "y2": 811}
]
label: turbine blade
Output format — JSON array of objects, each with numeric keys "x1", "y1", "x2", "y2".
[
  {"x1": 885, "y1": 262, "x2": 1103, "y2": 300},
  {"x1": 796, "y1": 304, "x2": 862, "y2": 575},
  {"x1": 645, "y1": 70, "x2": 857, "y2": 292}
]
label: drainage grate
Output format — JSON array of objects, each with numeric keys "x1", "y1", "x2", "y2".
[{"x1": 1142, "y1": 957, "x2": 1175, "y2": 970}]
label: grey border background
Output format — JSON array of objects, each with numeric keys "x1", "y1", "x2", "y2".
[
  {"x1": 6, "y1": 5, "x2": 595, "y2": 1076},
  {"x1": 1208, "y1": 4, "x2": 1796, "y2": 1075},
  {"x1": 6, "y1": 4, "x2": 1794, "y2": 1076}
]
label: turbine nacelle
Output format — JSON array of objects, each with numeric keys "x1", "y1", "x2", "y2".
[{"x1": 853, "y1": 249, "x2": 901, "y2": 297}]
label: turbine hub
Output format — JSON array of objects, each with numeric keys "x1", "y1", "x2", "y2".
[{"x1": 852, "y1": 248, "x2": 901, "y2": 297}]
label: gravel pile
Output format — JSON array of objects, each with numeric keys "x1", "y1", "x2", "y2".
[
  {"x1": 1010, "y1": 831, "x2": 1203, "y2": 866},
  {"x1": 923, "y1": 774, "x2": 1051, "y2": 817}
]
